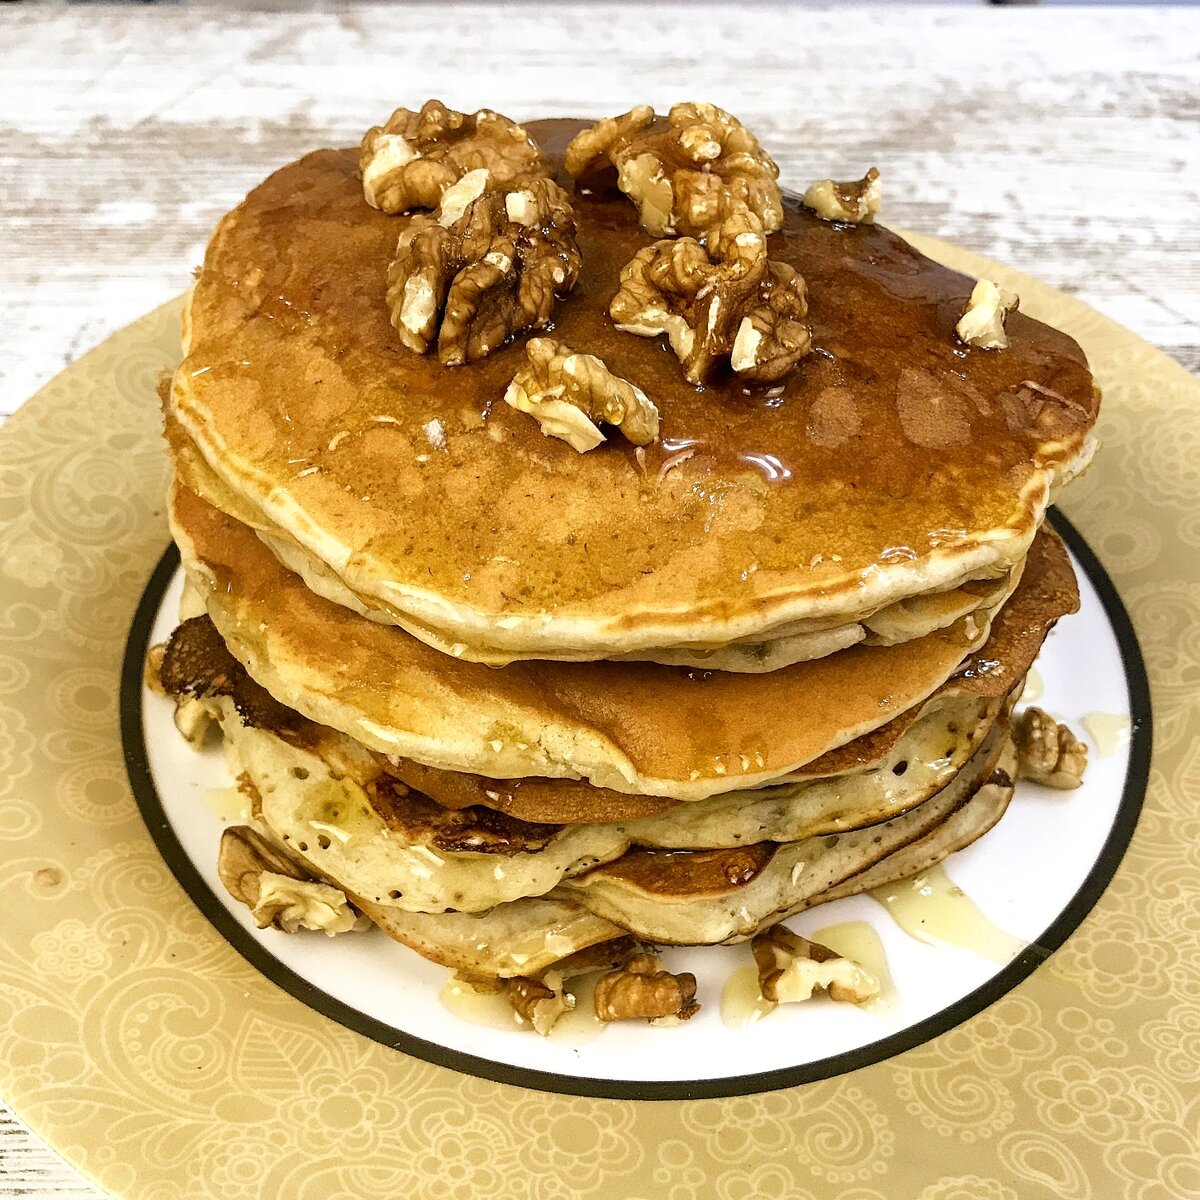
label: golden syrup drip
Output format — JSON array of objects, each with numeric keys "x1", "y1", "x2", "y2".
[
  {"x1": 720, "y1": 965, "x2": 776, "y2": 1030},
  {"x1": 205, "y1": 785, "x2": 250, "y2": 824},
  {"x1": 438, "y1": 978, "x2": 522, "y2": 1032},
  {"x1": 1021, "y1": 666, "x2": 1044, "y2": 704},
  {"x1": 870, "y1": 864, "x2": 1026, "y2": 964},
  {"x1": 549, "y1": 973, "x2": 607, "y2": 1046},
  {"x1": 1083, "y1": 711, "x2": 1132, "y2": 757},
  {"x1": 809, "y1": 920, "x2": 896, "y2": 1012}
]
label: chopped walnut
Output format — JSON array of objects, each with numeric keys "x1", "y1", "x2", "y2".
[
  {"x1": 508, "y1": 970, "x2": 575, "y2": 1036},
  {"x1": 359, "y1": 100, "x2": 542, "y2": 214},
  {"x1": 751, "y1": 925, "x2": 881, "y2": 1005},
  {"x1": 218, "y1": 826, "x2": 303, "y2": 905},
  {"x1": 386, "y1": 177, "x2": 581, "y2": 365},
  {"x1": 594, "y1": 951, "x2": 700, "y2": 1023},
  {"x1": 610, "y1": 209, "x2": 810, "y2": 384},
  {"x1": 172, "y1": 695, "x2": 213, "y2": 748},
  {"x1": 144, "y1": 643, "x2": 167, "y2": 696},
  {"x1": 254, "y1": 874, "x2": 365, "y2": 936},
  {"x1": 217, "y1": 826, "x2": 366, "y2": 936},
  {"x1": 436, "y1": 167, "x2": 492, "y2": 226},
  {"x1": 565, "y1": 102, "x2": 783, "y2": 240},
  {"x1": 1014, "y1": 707, "x2": 1088, "y2": 789},
  {"x1": 803, "y1": 167, "x2": 882, "y2": 224},
  {"x1": 956, "y1": 279, "x2": 1020, "y2": 350},
  {"x1": 503, "y1": 337, "x2": 660, "y2": 451}
]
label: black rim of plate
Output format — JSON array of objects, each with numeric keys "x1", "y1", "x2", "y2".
[{"x1": 120, "y1": 507, "x2": 1152, "y2": 1101}]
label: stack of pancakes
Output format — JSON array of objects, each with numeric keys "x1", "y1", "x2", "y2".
[{"x1": 158, "y1": 115, "x2": 1099, "y2": 993}]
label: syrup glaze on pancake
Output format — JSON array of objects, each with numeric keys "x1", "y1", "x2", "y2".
[
  {"x1": 171, "y1": 482, "x2": 1077, "y2": 800},
  {"x1": 173, "y1": 119, "x2": 1098, "y2": 656},
  {"x1": 168, "y1": 405, "x2": 1018, "y2": 672}
]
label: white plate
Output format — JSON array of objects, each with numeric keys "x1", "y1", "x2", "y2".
[{"x1": 123, "y1": 512, "x2": 1148, "y2": 1099}]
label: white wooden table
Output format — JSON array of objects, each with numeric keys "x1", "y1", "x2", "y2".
[{"x1": 2, "y1": 3, "x2": 1197, "y2": 1195}]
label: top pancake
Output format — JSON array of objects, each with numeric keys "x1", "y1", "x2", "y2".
[
  {"x1": 165, "y1": 410, "x2": 1017, "y2": 672},
  {"x1": 172, "y1": 118, "x2": 1098, "y2": 660}
]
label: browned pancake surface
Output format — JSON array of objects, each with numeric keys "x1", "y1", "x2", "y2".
[
  {"x1": 172, "y1": 485, "x2": 1076, "y2": 797},
  {"x1": 175, "y1": 120, "x2": 1097, "y2": 642}
]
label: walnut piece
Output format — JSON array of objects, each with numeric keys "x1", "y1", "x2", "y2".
[
  {"x1": 803, "y1": 167, "x2": 882, "y2": 224},
  {"x1": 386, "y1": 177, "x2": 581, "y2": 365},
  {"x1": 565, "y1": 102, "x2": 783, "y2": 240},
  {"x1": 593, "y1": 951, "x2": 700, "y2": 1023},
  {"x1": 218, "y1": 825, "x2": 303, "y2": 905},
  {"x1": 508, "y1": 970, "x2": 575, "y2": 1036},
  {"x1": 254, "y1": 874, "x2": 365, "y2": 936},
  {"x1": 751, "y1": 925, "x2": 881, "y2": 1005},
  {"x1": 1014, "y1": 707, "x2": 1088, "y2": 788},
  {"x1": 563, "y1": 104, "x2": 656, "y2": 183},
  {"x1": 360, "y1": 100, "x2": 543, "y2": 214},
  {"x1": 217, "y1": 826, "x2": 366, "y2": 936},
  {"x1": 504, "y1": 337, "x2": 660, "y2": 451},
  {"x1": 144, "y1": 643, "x2": 168, "y2": 696},
  {"x1": 172, "y1": 695, "x2": 213, "y2": 748},
  {"x1": 610, "y1": 210, "x2": 810, "y2": 384},
  {"x1": 956, "y1": 279, "x2": 1020, "y2": 350}
]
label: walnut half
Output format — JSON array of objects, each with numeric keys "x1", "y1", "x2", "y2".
[
  {"x1": 956, "y1": 279, "x2": 1019, "y2": 350},
  {"x1": 609, "y1": 209, "x2": 811, "y2": 385},
  {"x1": 386, "y1": 177, "x2": 581, "y2": 365},
  {"x1": 360, "y1": 100, "x2": 543, "y2": 214},
  {"x1": 593, "y1": 951, "x2": 700, "y2": 1023},
  {"x1": 751, "y1": 925, "x2": 881, "y2": 1005},
  {"x1": 217, "y1": 826, "x2": 367, "y2": 936},
  {"x1": 565, "y1": 102, "x2": 783, "y2": 241},
  {"x1": 1014, "y1": 707, "x2": 1088, "y2": 788},
  {"x1": 803, "y1": 168, "x2": 882, "y2": 224},
  {"x1": 503, "y1": 337, "x2": 660, "y2": 451}
]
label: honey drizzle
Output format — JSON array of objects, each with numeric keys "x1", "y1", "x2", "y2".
[
  {"x1": 205, "y1": 785, "x2": 251, "y2": 824},
  {"x1": 870, "y1": 864, "x2": 1025, "y2": 964},
  {"x1": 438, "y1": 973, "x2": 608, "y2": 1044},
  {"x1": 720, "y1": 965, "x2": 776, "y2": 1029},
  {"x1": 1082, "y1": 711, "x2": 1131, "y2": 757}
]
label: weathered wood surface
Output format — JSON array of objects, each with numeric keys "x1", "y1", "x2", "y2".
[
  {"x1": 1, "y1": 3, "x2": 1197, "y2": 1195},
  {"x1": 2, "y1": 2, "x2": 1199, "y2": 423}
]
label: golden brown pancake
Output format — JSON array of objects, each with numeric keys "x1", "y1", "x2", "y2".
[
  {"x1": 170, "y1": 483, "x2": 1075, "y2": 800},
  {"x1": 173, "y1": 671, "x2": 1008, "y2": 913},
  {"x1": 155, "y1": 599, "x2": 995, "y2": 837},
  {"x1": 167, "y1": 410, "x2": 1018, "y2": 673},
  {"x1": 558, "y1": 729, "x2": 1017, "y2": 945},
  {"x1": 170, "y1": 119, "x2": 1098, "y2": 662}
]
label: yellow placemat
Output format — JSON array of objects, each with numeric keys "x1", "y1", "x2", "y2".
[{"x1": 0, "y1": 235, "x2": 1197, "y2": 1200}]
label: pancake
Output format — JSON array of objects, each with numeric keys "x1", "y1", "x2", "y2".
[
  {"x1": 355, "y1": 894, "x2": 626, "y2": 982},
  {"x1": 168, "y1": 413, "x2": 1017, "y2": 672},
  {"x1": 170, "y1": 482, "x2": 1076, "y2": 800},
  {"x1": 170, "y1": 118, "x2": 1099, "y2": 662},
  {"x1": 351, "y1": 737, "x2": 1014, "y2": 981},
  {"x1": 180, "y1": 675, "x2": 1005, "y2": 913},
  {"x1": 557, "y1": 731, "x2": 1016, "y2": 945},
  {"x1": 812, "y1": 754, "x2": 1017, "y2": 908},
  {"x1": 384, "y1": 690, "x2": 998, "y2": 823},
  {"x1": 351, "y1": 738, "x2": 1014, "y2": 981},
  {"x1": 161, "y1": 619, "x2": 1015, "y2": 952}
]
